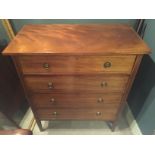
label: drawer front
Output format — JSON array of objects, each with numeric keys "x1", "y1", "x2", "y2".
[
  {"x1": 30, "y1": 93, "x2": 122, "y2": 108},
  {"x1": 37, "y1": 108, "x2": 117, "y2": 121},
  {"x1": 24, "y1": 75, "x2": 129, "y2": 93},
  {"x1": 19, "y1": 55, "x2": 136, "y2": 75}
]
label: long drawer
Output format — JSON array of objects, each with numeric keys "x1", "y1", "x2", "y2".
[
  {"x1": 30, "y1": 93, "x2": 122, "y2": 108},
  {"x1": 24, "y1": 75, "x2": 129, "y2": 93},
  {"x1": 18, "y1": 55, "x2": 136, "y2": 75},
  {"x1": 37, "y1": 108, "x2": 117, "y2": 121}
]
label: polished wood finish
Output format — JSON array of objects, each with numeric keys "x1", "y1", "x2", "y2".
[
  {"x1": 2, "y1": 24, "x2": 150, "y2": 131},
  {"x1": 115, "y1": 56, "x2": 144, "y2": 123},
  {"x1": 18, "y1": 55, "x2": 136, "y2": 75},
  {"x1": 24, "y1": 75, "x2": 129, "y2": 93},
  {"x1": 30, "y1": 93, "x2": 122, "y2": 108},
  {"x1": 36, "y1": 108, "x2": 117, "y2": 121},
  {"x1": 11, "y1": 56, "x2": 44, "y2": 131},
  {"x1": 3, "y1": 24, "x2": 150, "y2": 55}
]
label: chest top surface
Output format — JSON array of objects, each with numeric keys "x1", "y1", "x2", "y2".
[{"x1": 3, "y1": 24, "x2": 150, "y2": 55}]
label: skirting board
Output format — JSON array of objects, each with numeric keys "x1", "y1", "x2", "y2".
[{"x1": 124, "y1": 104, "x2": 142, "y2": 135}]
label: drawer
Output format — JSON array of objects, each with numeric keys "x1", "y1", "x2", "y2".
[
  {"x1": 18, "y1": 55, "x2": 136, "y2": 75},
  {"x1": 30, "y1": 93, "x2": 122, "y2": 108},
  {"x1": 24, "y1": 75, "x2": 129, "y2": 93},
  {"x1": 36, "y1": 108, "x2": 117, "y2": 121}
]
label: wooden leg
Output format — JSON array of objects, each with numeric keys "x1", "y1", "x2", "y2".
[
  {"x1": 107, "y1": 121, "x2": 116, "y2": 132},
  {"x1": 30, "y1": 108, "x2": 44, "y2": 131}
]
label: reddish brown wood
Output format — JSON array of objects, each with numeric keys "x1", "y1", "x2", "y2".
[
  {"x1": 123, "y1": 55, "x2": 143, "y2": 100},
  {"x1": 12, "y1": 57, "x2": 44, "y2": 131},
  {"x1": 18, "y1": 55, "x2": 136, "y2": 75},
  {"x1": 2, "y1": 24, "x2": 150, "y2": 132},
  {"x1": 36, "y1": 108, "x2": 117, "y2": 121},
  {"x1": 3, "y1": 24, "x2": 150, "y2": 55},
  {"x1": 113, "y1": 55, "x2": 143, "y2": 123},
  {"x1": 107, "y1": 55, "x2": 143, "y2": 131},
  {"x1": 30, "y1": 93, "x2": 122, "y2": 108},
  {"x1": 24, "y1": 75, "x2": 129, "y2": 93}
]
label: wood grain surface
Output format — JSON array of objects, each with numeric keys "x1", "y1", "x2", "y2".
[
  {"x1": 3, "y1": 24, "x2": 150, "y2": 55},
  {"x1": 2, "y1": 24, "x2": 150, "y2": 131},
  {"x1": 24, "y1": 75, "x2": 129, "y2": 93},
  {"x1": 30, "y1": 93, "x2": 122, "y2": 108},
  {"x1": 18, "y1": 55, "x2": 136, "y2": 75},
  {"x1": 36, "y1": 108, "x2": 117, "y2": 121}
]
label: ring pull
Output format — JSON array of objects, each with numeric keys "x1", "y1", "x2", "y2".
[
  {"x1": 103, "y1": 62, "x2": 111, "y2": 68},
  {"x1": 101, "y1": 81, "x2": 107, "y2": 87},
  {"x1": 48, "y1": 82, "x2": 53, "y2": 89},
  {"x1": 43, "y1": 63, "x2": 49, "y2": 69}
]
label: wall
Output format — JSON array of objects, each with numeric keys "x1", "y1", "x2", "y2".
[
  {"x1": 1, "y1": 19, "x2": 136, "y2": 44},
  {"x1": 143, "y1": 20, "x2": 155, "y2": 60},
  {"x1": 0, "y1": 21, "x2": 10, "y2": 46},
  {"x1": 128, "y1": 19, "x2": 155, "y2": 134},
  {"x1": 10, "y1": 19, "x2": 136, "y2": 33},
  {"x1": 136, "y1": 20, "x2": 155, "y2": 134},
  {"x1": 0, "y1": 20, "x2": 28, "y2": 124}
]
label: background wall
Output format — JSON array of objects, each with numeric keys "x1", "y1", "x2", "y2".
[
  {"x1": 0, "y1": 21, "x2": 10, "y2": 46},
  {"x1": 143, "y1": 20, "x2": 155, "y2": 60},
  {"x1": 128, "y1": 19, "x2": 155, "y2": 134},
  {"x1": 0, "y1": 19, "x2": 136, "y2": 45},
  {"x1": 0, "y1": 20, "x2": 28, "y2": 125},
  {"x1": 10, "y1": 19, "x2": 136, "y2": 33}
]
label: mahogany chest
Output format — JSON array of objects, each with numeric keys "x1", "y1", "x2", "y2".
[{"x1": 3, "y1": 24, "x2": 150, "y2": 131}]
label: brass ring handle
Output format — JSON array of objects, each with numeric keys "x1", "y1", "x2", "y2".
[
  {"x1": 97, "y1": 98, "x2": 104, "y2": 103},
  {"x1": 96, "y1": 112, "x2": 102, "y2": 116},
  {"x1": 52, "y1": 112, "x2": 58, "y2": 116},
  {"x1": 101, "y1": 81, "x2": 107, "y2": 87},
  {"x1": 48, "y1": 82, "x2": 53, "y2": 89},
  {"x1": 50, "y1": 98, "x2": 55, "y2": 104},
  {"x1": 43, "y1": 63, "x2": 49, "y2": 69},
  {"x1": 103, "y1": 62, "x2": 111, "y2": 68}
]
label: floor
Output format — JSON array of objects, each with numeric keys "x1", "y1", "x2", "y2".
[{"x1": 33, "y1": 114, "x2": 133, "y2": 135}]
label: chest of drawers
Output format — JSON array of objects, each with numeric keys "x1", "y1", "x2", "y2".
[{"x1": 3, "y1": 24, "x2": 150, "y2": 131}]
